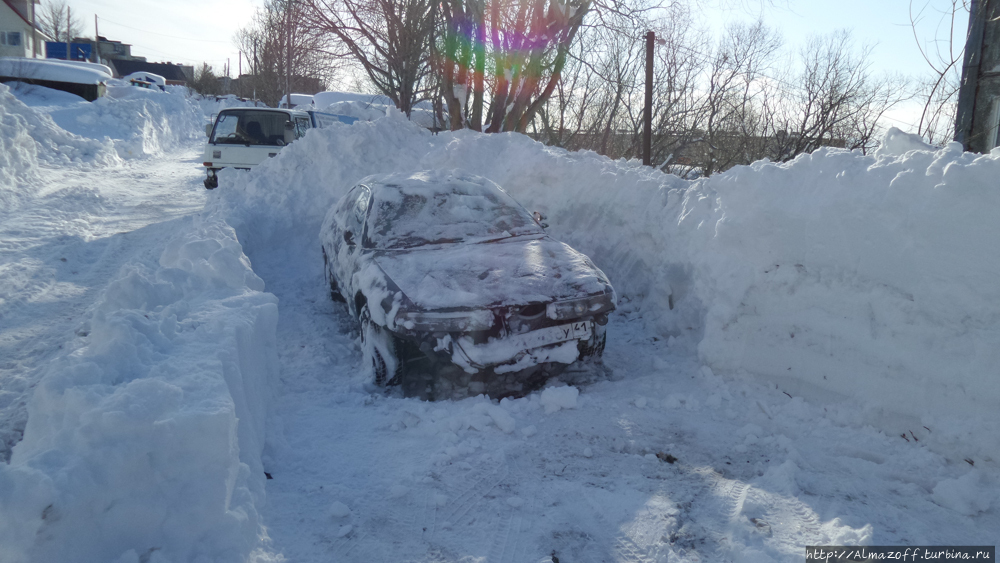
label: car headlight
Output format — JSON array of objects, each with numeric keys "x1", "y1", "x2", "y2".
[
  {"x1": 395, "y1": 310, "x2": 494, "y2": 332},
  {"x1": 546, "y1": 293, "x2": 615, "y2": 321}
]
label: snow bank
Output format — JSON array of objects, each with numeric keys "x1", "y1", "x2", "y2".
[
  {"x1": 39, "y1": 85, "x2": 206, "y2": 159},
  {"x1": 213, "y1": 118, "x2": 1000, "y2": 463},
  {"x1": 0, "y1": 83, "x2": 119, "y2": 210},
  {"x1": 0, "y1": 216, "x2": 279, "y2": 563}
]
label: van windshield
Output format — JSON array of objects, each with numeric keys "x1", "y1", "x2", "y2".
[{"x1": 210, "y1": 110, "x2": 292, "y2": 146}]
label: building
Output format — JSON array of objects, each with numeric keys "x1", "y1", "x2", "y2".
[
  {"x1": 93, "y1": 35, "x2": 145, "y2": 64},
  {"x1": 0, "y1": 0, "x2": 47, "y2": 58},
  {"x1": 956, "y1": 0, "x2": 1000, "y2": 152}
]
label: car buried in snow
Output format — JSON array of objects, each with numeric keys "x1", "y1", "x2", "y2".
[{"x1": 320, "y1": 170, "x2": 616, "y2": 400}]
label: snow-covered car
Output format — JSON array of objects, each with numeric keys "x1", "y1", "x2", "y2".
[
  {"x1": 122, "y1": 71, "x2": 166, "y2": 91},
  {"x1": 320, "y1": 170, "x2": 616, "y2": 399},
  {"x1": 201, "y1": 108, "x2": 357, "y2": 189}
]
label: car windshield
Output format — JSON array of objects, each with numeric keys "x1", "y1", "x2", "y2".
[
  {"x1": 367, "y1": 183, "x2": 542, "y2": 249},
  {"x1": 210, "y1": 110, "x2": 291, "y2": 146}
]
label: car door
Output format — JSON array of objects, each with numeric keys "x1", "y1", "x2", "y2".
[{"x1": 333, "y1": 185, "x2": 371, "y2": 313}]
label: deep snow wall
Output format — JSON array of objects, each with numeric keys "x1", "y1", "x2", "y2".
[
  {"x1": 0, "y1": 216, "x2": 279, "y2": 563},
  {"x1": 213, "y1": 119, "x2": 1000, "y2": 463},
  {"x1": 0, "y1": 83, "x2": 119, "y2": 211}
]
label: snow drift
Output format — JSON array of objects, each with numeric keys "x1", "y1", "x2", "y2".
[
  {"x1": 0, "y1": 215, "x2": 278, "y2": 563},
  {"x1": 213, "y1": 119, "x2": 1000, "y2": 463},
  {"x1": 0, "y1": 83, "x2": 118, "y2": 211},
  {"x1": 41, "y1": 84, "x2": 207, "y2": 159}
]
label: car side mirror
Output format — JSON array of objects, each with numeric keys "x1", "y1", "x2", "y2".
[
  {"x1": 533, "y1": 211, "x2": 549, "y2": 229},
  {"x1": 344, "y1": 230, "x2": 355, "y2": 246},
  {"x1": 205, "y1": 123, "x2": 213, "y2": 137}
]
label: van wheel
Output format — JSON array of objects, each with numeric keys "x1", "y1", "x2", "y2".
[{"x1": 204, "y1": 176, "x2": 218, "y2": 189}]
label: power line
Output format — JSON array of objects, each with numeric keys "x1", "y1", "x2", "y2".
[{"x1": 96, "y1": 16, "x2": 233, "y2": 44}]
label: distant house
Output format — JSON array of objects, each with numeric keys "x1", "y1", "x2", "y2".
[
  {"x1": 107, "y1": 59, "x2": 191, "y2": 86},
  {"x1": 0, "y1": 0, "x2": 48, "y2": 58},
  {"x1": 94, "y1": 36, "x2": 144, "y2": 63}
]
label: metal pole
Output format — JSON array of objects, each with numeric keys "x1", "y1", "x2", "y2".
[
  {"x1": 66, "y1": 7, "x2": 71, "y2": 60},
  {"x1": 643, "y1": 31, "x2": 654, "y2": 166},
  {"x1": 94, "y1": 15, "x2": 99, "y2": 62},
  {"x1": 285, "y1": 0, "x2": 292, "y2": 109}
]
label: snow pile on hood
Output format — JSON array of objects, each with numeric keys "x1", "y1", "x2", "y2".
[
  {"x1": 0, "y1": 83, "x2": 119, "y2": 210},
  {"x1": 212, "y1": 119, "x2": 1000, "y2": 462},
  {"x1": 0, "y1": 215, "x2": 279, "y2": 563}
]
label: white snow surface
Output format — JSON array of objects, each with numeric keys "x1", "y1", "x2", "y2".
[{"x1": 0, "y1": 72, "x2": 996, "y2": 563}]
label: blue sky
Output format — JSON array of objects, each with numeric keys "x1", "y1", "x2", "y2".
[{"x1": 707, "y1": 0, "x2": 968, "y2": 78}]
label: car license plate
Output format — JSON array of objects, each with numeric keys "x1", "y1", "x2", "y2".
[{"x1": 517, "y1": 321, "x2": 593, "y2": 349}]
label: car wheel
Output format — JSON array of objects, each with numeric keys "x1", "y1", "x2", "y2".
[
  {"x1": 204, "y1": 175, "x2": 218, "y2": 189},
  {"x1": 360, "y1": 306, "x2": 401, "y2": 387}
]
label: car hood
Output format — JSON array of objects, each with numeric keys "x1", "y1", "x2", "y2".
[{"x1": 372, "y1": 236, "x2": 612, "y2": 310}]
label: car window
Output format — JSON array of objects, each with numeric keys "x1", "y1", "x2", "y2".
[
  {"x1": 294, "y1": 117, "x2": 311, "y2": 139},
  {"x1": 367, "y1": 184, "x2": 542, "y2": 249},
  {"x1": 211, "y1": 110, "x2": 292, "y2": 146}
]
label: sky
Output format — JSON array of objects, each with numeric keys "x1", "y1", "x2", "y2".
[{"x1": 58, "y1": 0, "x2": 967, "y2": 131}]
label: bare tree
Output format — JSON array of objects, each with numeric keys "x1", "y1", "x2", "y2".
[
  {"x1": 775, "y1": 31, "x2": 908, "y2": 157},
  {"x1": 234, "y1": 0, "x2": 336, "y2": 107},
  {"x1": 439, "y1": 0, "x2": 591, "y2": 132},
  {"x1": 190, "y1": 63, "x2": 224, "y2": 96},
  {"x1": 700, "y1": 20, "x2": 782, "y2": 175},
  {"x1": 37, "y1": 0, "x2": 85, "y2": 42},
  {"x1": 910, "y1": 0, "x2": 969, "y2": 144},
  {"x1": 302, "y1": 0, "x2": 436, "y2": 116}
]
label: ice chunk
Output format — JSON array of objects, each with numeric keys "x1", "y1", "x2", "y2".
[
  {"x1": 329, "y1": 501, "x2": 351, "y2": 518},
  {"x1": 487, "y1": 405, "x2": 516, "y2": 433},
  {"x1": 540, "y1": 386, "x2": 579, "y2": 414}
]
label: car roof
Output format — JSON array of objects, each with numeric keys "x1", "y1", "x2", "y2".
[
  {"x1": 366, "y1": 170, "x2": 504, "y2": 197},
  {"x1": 218, "y1": 107, "x2": 309, "y2": 117}
]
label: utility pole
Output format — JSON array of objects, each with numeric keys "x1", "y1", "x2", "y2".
[
  {"x1": 643, "y1": 31, "x2": 654, "y2": 165},
  {"x1": 955, "y1": 0, "x2": 987, "y2": 149},
  {"x1": 94, "y1": 15, "x2": 99, "y2": 63},
  {"x1": 285, "y1": 0, "x2": 292, "y2": 109},
  {"x1": 66, "y1": 7, "x2": 71, "y2": 60}
]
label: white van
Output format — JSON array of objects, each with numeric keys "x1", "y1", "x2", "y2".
[{"x1": 201, "y1": 107, "x2": 357, "y2": 189}]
